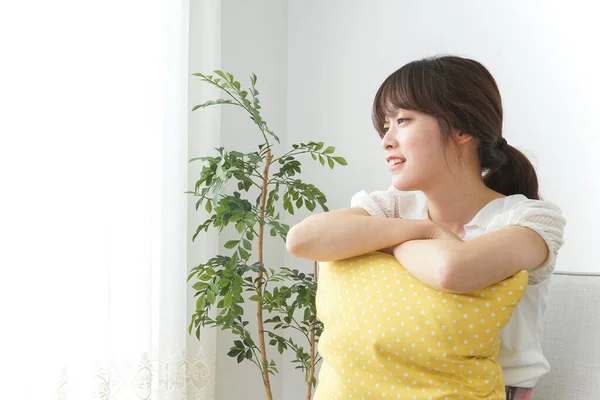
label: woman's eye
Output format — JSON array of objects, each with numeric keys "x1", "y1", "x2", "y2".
[{"x1": 381, "y1": 119, "x2": 406, "y2": 136}]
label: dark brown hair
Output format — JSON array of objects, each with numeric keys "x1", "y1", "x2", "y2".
[{"x1": 372, "y1": 55, "x2": 540, "y2": 200}]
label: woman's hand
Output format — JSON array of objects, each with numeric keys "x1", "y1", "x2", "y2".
[
  {"x1": 427, "y1": 222, "x2": 464, "y2": 242},
  {"x1": 390, "y1": 222, "x2": 463, "y2": 261},
  {"x1": 377, "y1": 221, "x2": 461, "y2": 255},
  {"x1": 389, "y1": 221, "x2": 465, "y2": 292}
]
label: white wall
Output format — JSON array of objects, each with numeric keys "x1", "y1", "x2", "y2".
[{"x1": 193, "y1": 1, "x2": 600, "y2": 399}]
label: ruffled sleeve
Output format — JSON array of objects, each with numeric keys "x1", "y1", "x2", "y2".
[
  {"x1": 350, "y1": 186, "x2": 423, "y2": 219},
  {"x1": 485, "y1": 199, "x2": 566, "y2": 285}
]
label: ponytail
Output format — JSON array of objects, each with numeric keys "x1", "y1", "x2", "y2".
[{"x1": 483, "y1": 143, "x2": 540, "y2": 200}]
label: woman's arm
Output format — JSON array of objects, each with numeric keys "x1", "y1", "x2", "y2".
[
  {"x1": 286, "y1": 208, "x2": 434, "y2": 261},
  {"x1": 393, "y1": 225, "x2": 549, "y2": 293}
]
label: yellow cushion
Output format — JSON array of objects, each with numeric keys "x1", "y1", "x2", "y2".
[{"x1": 314, "y1": 251, "x2": 528, "y2": 399}]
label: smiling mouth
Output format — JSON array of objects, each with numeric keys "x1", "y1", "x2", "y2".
[{"x1": 387, "y1": 157, "x2": 406, "y2": 167}]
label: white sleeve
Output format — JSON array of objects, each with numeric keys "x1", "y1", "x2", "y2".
[
  {"x1": 350, "y1": 186, "x2": 410, "y2": 218},
  {"x1": 485, "y1": 199, "x2": 566, "y2": 285}
]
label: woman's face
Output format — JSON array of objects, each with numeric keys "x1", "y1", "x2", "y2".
[{"x1": 381, "y1": 108, "x2": 453, "y2": 192}]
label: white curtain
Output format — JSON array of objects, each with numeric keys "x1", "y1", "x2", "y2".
[{"x1": 0, "y1": 1, "x2": 219, "y2": 398}]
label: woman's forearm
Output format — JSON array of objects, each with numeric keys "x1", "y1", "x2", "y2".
[
  {"x1": 392, "y1": 239, "x2": 462, "y2": 292},
  {"x1": 286, "y1": 210, "x2": 434, "y2": 261}
]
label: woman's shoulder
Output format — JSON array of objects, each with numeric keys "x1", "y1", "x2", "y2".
[
  {"x1": 350, "y1": 186, "x2": 426, "y2": 219},
  {"x1": 486, "y1": 194, "x2": 566, "y2": 230},
  {"x1": 498, "y1": 194, "x2": 565, "y2": 219},
  {"x1": 489, "y1": 194, "x2": 566, "y2": 285}
]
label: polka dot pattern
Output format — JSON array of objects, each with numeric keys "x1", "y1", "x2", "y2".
[{"x1": 313, "y1": 252, "x2": 528, "y2": 399}]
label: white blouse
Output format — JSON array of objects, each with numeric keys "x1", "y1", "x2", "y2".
[{"x1": 350, "y1": 186, "x2": 567, "y2": 387}]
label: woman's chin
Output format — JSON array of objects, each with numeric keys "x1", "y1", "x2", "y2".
[{"x1": 391, "y1": 177, "x2": 416, "y2": 192}]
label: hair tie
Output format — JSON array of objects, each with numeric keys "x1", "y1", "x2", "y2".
[{"x1": 497, "y1": 137, "x2": 508, "y2": 150}]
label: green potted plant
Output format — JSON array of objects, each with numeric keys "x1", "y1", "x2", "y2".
[{"x1": 186, "y1": 70, "x2": 347, "y2": 400}]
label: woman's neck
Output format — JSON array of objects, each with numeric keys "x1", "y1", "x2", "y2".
[{"x1": 423, "y1": 176, "x2": 504, "y2": 238}]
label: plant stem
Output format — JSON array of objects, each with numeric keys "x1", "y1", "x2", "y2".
[
  {"x1": 271, "y1": 149, "x2": 314, "y2": 164},
  {"x1": 306, "y1": 260, "x2": 318, "y2": 400},
  {"x1": 257, "y1": 150, "x2": 274, "y2": 400}
]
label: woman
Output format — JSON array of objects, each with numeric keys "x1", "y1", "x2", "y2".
[{"x1": 287, "y1": 55, "x2": 566, "y2": 399}]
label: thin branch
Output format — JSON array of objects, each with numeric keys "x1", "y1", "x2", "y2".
[
  {"x1": 256, "y1": 150, "x2": 274, "y2": 400},
  {"x1": 307, "y1": 260, "x2": 319, "y2": 400}
]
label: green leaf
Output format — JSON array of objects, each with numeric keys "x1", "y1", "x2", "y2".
[
  {"x1": 224, "y1": 240, "x2": 239, "y2": 249},
  {"x1": 277, "y1": 341, "x2": 286, "y2": 354},
  {"x1": 191, "y1": 99, "x2": 236, "y2": 112},
  {"x1": 327, "y1": 157, "x2": 334, "y2": 169},
  {"x1": 243, "y1": 239, "x2": 252, "y2": 250},
  {"x1": 249, "y1": 295, "x2": 262, "y2": 302},
  {"x1": 214, "y1": 70, "x2": 228, "y2": 80},
  {"x1": 323, "y1": 146, "x2": 335, "y2": 154},
  {"x1": 235, "y1": 221, "x2": 245, "y2": 233},
  {"x1": 314, "y1": 142, "x2": 324, "y2": 151},
  {"x1": 318, "y1": 155, "x2": 325, "y2": 166},
  {"x1": 218, "y1": 279, "x2": 230, "y2": 288},
  {"x1": 238, "y1": 246, "x2": 250, "y2": 260},
  {"x1": 224, "y1": 291, "x2": 232, "y2": 307},
  {"x1": 304, "y1": 307, "x2": 312, "y2": 322},
  {"x1": 216, "y1": 166, "x2": 228, "y2": 180},
  {"x1": 333, "y1": 156, "x2": 348, "y2": 166},
  {"x1": 228, "y1": 252, "x2": 239, "y2": 269},
  {"x1": 188, "y1": 317, "x2": 195, "y2": 335},
  {"x1": 227, "y1": 349, "x2": 240, "y2": 358},
  {"x1": 210, "y1": 283, "x2": 219, "y2": 294},
  {"x1": 196, "y1": 295, "x2": 206, "y2": 310},
  {"x1": 207, "y1": 291, "x2": 216, "y2": 304},
  {"x1": 229, "y1": 211, "x2": 243, "y2": 223},
  {"x1": 205, "y1": 200, "x2": 212, "y2": 213}
]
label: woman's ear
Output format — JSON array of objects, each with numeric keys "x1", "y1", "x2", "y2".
[{"x1": 454, "y1": 130, "x2": 474, "y2": 145}]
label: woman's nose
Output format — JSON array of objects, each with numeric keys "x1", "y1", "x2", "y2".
[{"x1": 381, "y1": 131, "x2": 398, "y2": 150}]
